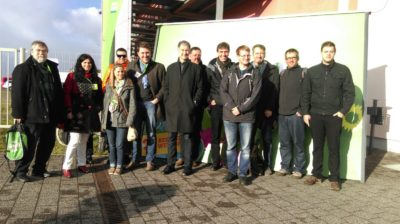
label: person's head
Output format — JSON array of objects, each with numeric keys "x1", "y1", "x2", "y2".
[
  {"x1": 177, "y1": 40, "x2": 191, "y2": 62},
  {"x1": 284, "y1": 48, "x2": 299, "y2": 69},
  {"x1": 137, "y1": 42, "x2": 152, "y2": 64},
  {"x1": 320, "y1": 41, "x2": 336, "y2": 65},
  {"x1": 75, "y1": 54, "x2": 97, "y2": 75},
  {"x1": 31, "y1": 40, "x2": 48, "y2": 63},
  {"x1": 115, "y1": 48, "x2": 128, "y2": 64},
  {"x1": 113, "y1": 64, "x2": 126, "y2": 81},
  {"x1": 189, "y1": 47, "x2": 202, "y2": 64},
  {"x1": 236, "y1": 45, "x2": 251, "y2": 67},
  {"x1": 252, "y1": 44, "x2": 266, "y2": 65},
  {"x1": 216, "y1": 42, "x2": 230, "y2": 63}
]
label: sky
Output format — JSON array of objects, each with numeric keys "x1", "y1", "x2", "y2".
[{"x1": 0, "y1": 0, "x2": 101, "y2": 71}]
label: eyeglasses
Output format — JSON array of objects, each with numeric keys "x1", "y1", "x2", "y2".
[
  {"x1": 239, "y1": 55, "x2": 250, "y2": 58},
  {"x1": 286, "y1": 57, "x2": 298, "y2": 60},
  {"x1": 116, "y1": 54, "x2": 127, "y2": 58}
]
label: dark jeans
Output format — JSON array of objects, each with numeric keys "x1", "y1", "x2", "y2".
[
  {"x1": 252, "y1": 119, "x2": 273, "y2": 170},
  {"x1": 310, "y1": 114, "x2": 342, "y2": 181},
  {"x1": 168, "y1": 132, "x2": 192, "y2": 171},
  {"x1": 210, "y1": 105, "x2": 226, "y2": 166},
  {"x1": 278, "y1": 114, "x2": 305, "y2": 173},
  {"x1": 86, "y1": 134, "x2": 93, "y2": 161},
  {"x1": 132, "y1": 101, "x2": 157, "y2": 163},
  {"x1": 106, "y1": 127, "x2": 128, "y2": 168},
  {"x1": 192, "y1": 107, "x2": 204, "y2": 162},
  {"x1": 15, "y1": 123, "x2": 56, "y2": 176}
]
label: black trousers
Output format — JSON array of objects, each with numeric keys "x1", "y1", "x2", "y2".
[
  {"x1": 210, "y1": 105, "x2": 227, "y2": 166},
  {"x1": 192, "y1": 107, "x2": 204, "y2": 162},
  {"x1": 15, "y1": 122, "x2": 56, "y2": 176},
  {"x1": 168, "y1": 132, "x2": 192, "y2": 171},
  {"x1": 310, "y1": 114, "x2": 342, "y2": 181}
]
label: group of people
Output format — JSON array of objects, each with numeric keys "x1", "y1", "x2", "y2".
[{"x1": 11, "y1": 39, "x2": 354, "y2": 191}]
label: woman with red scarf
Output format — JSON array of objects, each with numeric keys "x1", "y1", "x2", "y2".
[{"x1": 62, "y1": 54, "x2": 103, "y2": 178}]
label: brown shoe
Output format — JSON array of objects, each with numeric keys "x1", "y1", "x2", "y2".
[
  {"x1": 108, "y1": 167, "x2": 115, "y2": 175},
  {"x1": 175, "y1": 158, "x2": 184, "y2": 166},
  {"x1": 114, "y1": 168, "x2": 122, "y2": 175},
  {"x1": 145, "y1": 162, "x2": 154, "y2": 171},
  {"x1": 125, "y1": 161, "x2": 135, "y2": 169},
  {"x1": 330, "y1": 181, "x2": 341, "y2": 191},
  {"x1": 192, "y1": 161, "x2": 201, "y2": 168},
  {"x1": 304, "y1": 176, "x2": 321, "y2": 185}
]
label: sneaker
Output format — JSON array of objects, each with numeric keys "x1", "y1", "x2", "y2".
[
  {"x1": 304, "y1": 176, "x2": 321, "y2": 185},
  {"x1": 277, "y1": 168, "x2": 289, "y2": 176},
  {"x1": 239, "y1": 176, "x2": 250, "y2": 186},
  {"x1": 330, "y1": 181, "x2": 341, "y2": 191},
  {"x1": 145, "y1": 162, "x2": 155, "y2": 171},
  {"x1": 108, "y1": 167, "x2": 115, "y2": 175},
  {"x1": 114, "y1": 168, "x2": 122, "y2": 175},
  {"x1": 292, "y1": 171, "x2": 303, "y2": 179},
  {"x1": 78, "y1": 166, "x2": 89, "y2": 173},
  {"x1": 63, "y1": 169, "x2": 72, "y2": 178},
  {"x1": 125, "y1": 161, "x2": 135, "y2": 170},
  {"x1": 223, "y1": 172, "x2": 238, "y2": 182},
  {"x1": 175, "y1": 158, "x2": 184, "y2": 166}
]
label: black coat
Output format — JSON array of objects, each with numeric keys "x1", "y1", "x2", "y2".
[
  {"x1": 12, "y1": 56, "x2": 64, "y2": 124},
  {"x1": 163, "y1": 59, "x2": 203, "y2": 133}
]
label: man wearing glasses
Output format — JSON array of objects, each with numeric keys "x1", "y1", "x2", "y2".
[
  {"x1": 102, "y1": 48, "x2": 130, "y2": 91},
  {"x1": 220, "y1": 45, "x2": 261, "y2": 185}
]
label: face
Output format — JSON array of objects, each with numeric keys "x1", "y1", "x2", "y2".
[
  {"x1": 31, "y1": 44, "x2": 48, "y2": 63},
  {"x1": 285, "y1": 52, "x2": 299, "y2": 69},
  {"x1": 81, "y1": 58, "x2": 92, "y2": 73},
  {"x1": 238, "y1": 50, "x2": 251, "y2": 66},
  {"x1": 178, "y1": 44, "x2": 190, "y2": 62},
  {"x1": 138, "y1": 47, "x2": 151, "y2": 64},
  {"x1": 115, "y1": 50, "x2": 127, "y2": 64},
  {"x1": 217, "y1": 48, "x2": 229, "y2": 62},
  {"x1": 252, "y1": 47, "x2": 265, "y2": 65},
  {"x1": 189, "y1": 49, "x2": 201, "y2": 64},
  {"x1": 114, "y1": 67, "x2": 125, "y2": 81},
  {"x1": 321, "y1": 46, "x2": 335, "y2": 64}
]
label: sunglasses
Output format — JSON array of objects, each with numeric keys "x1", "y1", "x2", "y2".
[{"x1": 116, "y1": 54, "x2": 127, "y2": 58}]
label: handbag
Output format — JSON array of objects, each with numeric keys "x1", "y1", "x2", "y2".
[
  {"x1": 127, "y1": 127, "x2": 138, "y2": 142},
  {"x1": 5, "y1": 123, "x2": 27, "y2": 161}
]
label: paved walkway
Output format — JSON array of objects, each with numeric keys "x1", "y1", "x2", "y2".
[{"x1": 0, "y1": 150, "x2": 399, "y2": 224}]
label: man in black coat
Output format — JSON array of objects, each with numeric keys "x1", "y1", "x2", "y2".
[
  {"x1": 163, "y1": 40, "x2": 203, "y2": 176},
  {"x1": 11, "y1": 40, "x2": 64, "y2": 182}
]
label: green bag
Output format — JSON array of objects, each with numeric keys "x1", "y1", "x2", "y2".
[{"x1": 5, "y1": 123, "x2": 27, "y2": 161}]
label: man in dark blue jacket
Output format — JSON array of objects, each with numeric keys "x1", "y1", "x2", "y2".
[
  {"x1": 302, "y1": 41, "x2": 355, "y2": 191},
  {"x1": 12, "y1": 40, "x2": 64, "y2": 182}
]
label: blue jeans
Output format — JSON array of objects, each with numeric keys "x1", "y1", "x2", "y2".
[
  {"x1": 132, "y1": 101, "x2": 157, "y2": 163},
  {"x1": 223, "y1": 121, "x2": 253, "y2": 177},
  {"x1": 106, "y1": 127, "x2": 128, "y2": 168},
  {"x1": 278, "y1": 114, "x2": 306, "y2": 173}
]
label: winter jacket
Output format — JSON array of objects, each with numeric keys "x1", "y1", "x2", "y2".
[
  {"x1": 63, "y1": 72, "x2": 103, "y2": 133},
  {"x1": 207, "y1": 58, "x2": 234, "y2": 106},
  {"x1": 12, "y1": 56, "x2": 64, "y2": 124},
  {"x1": 220, "y1": 64, "x2": 262, "y2": 123},
  {"x1": 279, "y1": 65, "x2": 305, "y2": 115},
  {"x1": 126, "y1": 59, "x2": 166, "y2": 120},
  {"x1": 163, "y1": 59, "x2": 203, "y2": 133},
  {"x1": 301, "y1": 61, "x2": 355, "y2": 115},
  {"x1": 101, "y1": 78, "x2": 136, "y2": 129}
]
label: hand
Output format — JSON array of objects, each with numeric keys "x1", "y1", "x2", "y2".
[
  {"x1": 151, "y1": 98, "x2": 159, "y2": 105},
  {"x1": 264, "y1": 110, "x2": 273, "y2": 118},
  {"x1": 211, "y1": 100, "x2": 216, "y2": 106},
  {"x1": 303, "y1": 114, "x2": 311, "y2": 127},
  {"x1": 231, "y1": 107, "x2": 241, "y2": 116},
  {"x1": 333, "y1": 111, "x2": 344, "y2": 118},
  {"x1": 296, "y1": 112, "x2": 302, "y2": 117},
  {"x1": 67, "y1": 112, "x2": 73, "y2": 119}
]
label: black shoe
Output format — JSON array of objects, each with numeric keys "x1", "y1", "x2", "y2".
[
  {"x1": 183, "y1": 168, "x2": 193, "y2": 176},
  {"x1": 212, "y1": 164, "x2": 221, "y2": 171},
  {"x1": 239, "y1": 176, "x2": 250, "y2": 186},
  {"x1": 223, "y1": 172, "x2": 238, "y2": 182},
  {"x1": 163, "y1": 165, "x2": 175, "y2": 175},
  {"x1": 15, "y1": 175, "x2": 31, "y2": 183},
  {"x1": 32, "y1": 170, "x2": 51, "y2": 178},
  {"x1": 43, "y1": 171, "x2": 51, "y2": 178}
]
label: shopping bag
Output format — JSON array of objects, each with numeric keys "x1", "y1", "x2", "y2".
[{"x1": 5, "y1": 123, "x2": 27, "y2": 161}]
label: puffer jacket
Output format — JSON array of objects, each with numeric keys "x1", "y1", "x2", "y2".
[{"x1": 101, "y1": 78, "x2": 136, "y2": 129}]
